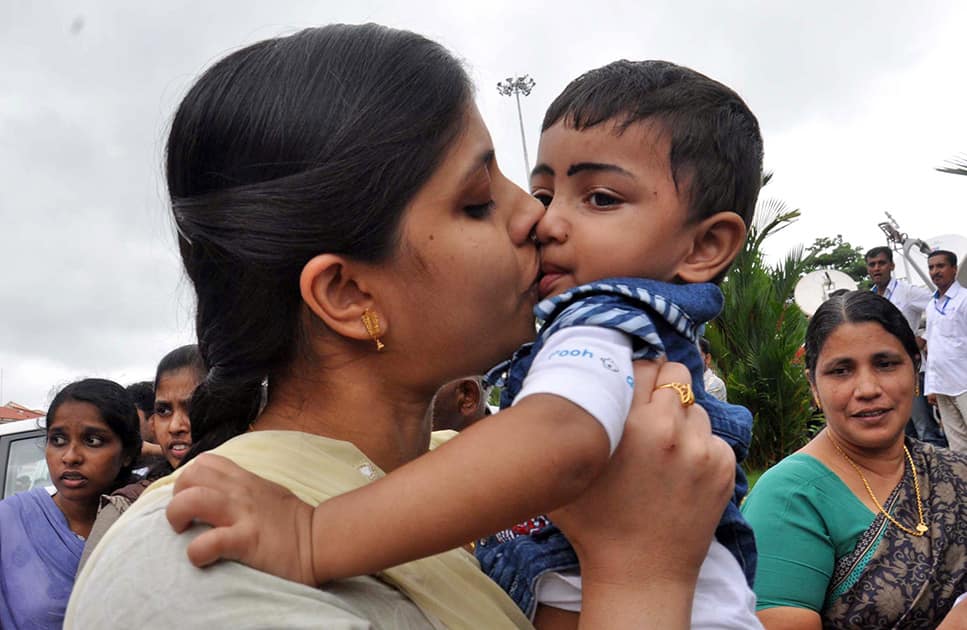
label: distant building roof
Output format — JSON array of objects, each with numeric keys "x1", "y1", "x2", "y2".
[{"x1": 0, "y1": 403, "x2": 44, "y2": 423}]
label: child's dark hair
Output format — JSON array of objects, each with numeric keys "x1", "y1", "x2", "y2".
[
  {"x1": 47, "y1": 378, "x2": 143, "y2": 486},
  {"x1": 543, "y1": 60, "x2": 763, "y2": 237},
  {"x1": 804, "y1": 290, "x2": 920, "y2": 381},
  {"x1": 168, "y1": 24, "x2": 472, "y2": 461}
]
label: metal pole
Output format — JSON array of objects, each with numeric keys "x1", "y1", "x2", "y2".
[
  {"x1": 514, "y1": 90, "x2": 529, "y2": 183},
  {"x1": 497, "y1": 75, "x2": 536, "y2": 186}
]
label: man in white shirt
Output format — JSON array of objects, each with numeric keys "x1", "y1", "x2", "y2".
[
  {"x1": 924, "y1": 250, "x2": 967, "y2": 452},
  {"x1": 866, "y1": 246, "x2": 946, "y2": 446}
]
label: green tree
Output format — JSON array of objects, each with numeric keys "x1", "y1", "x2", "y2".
[
  {"x1": 706, "y1": 196, "x2": 817, "y2": 469},
  {"x1": 802, "y1": 234, "x2": 868, "y2": 285}
]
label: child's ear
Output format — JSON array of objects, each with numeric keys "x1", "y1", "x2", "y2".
[
  {"x1": 299, "y1": 254, "x2": 386, "y2": 344},
  {"x1": 676, "y1": 212, "x2": 747, "y2": 284}
]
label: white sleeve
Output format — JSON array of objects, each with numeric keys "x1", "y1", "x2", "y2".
[{"x1": 513, "y1": 326, "x2": 634, "y2": 454}]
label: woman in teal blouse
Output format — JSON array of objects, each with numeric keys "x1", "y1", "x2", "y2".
[{"x1": 742, "y1": 290, "x2": 967, "y2": 629}]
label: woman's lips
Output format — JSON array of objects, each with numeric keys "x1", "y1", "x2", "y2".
[
  {"x1": 59, "y1": 472, "x2": 88, "y2": 489},
  {"x1": 851, "y1": 408, "x2": 892, "y2": 422},
  {"x1": 167, "y1": 442, "x2": 191, "y2": 458}
]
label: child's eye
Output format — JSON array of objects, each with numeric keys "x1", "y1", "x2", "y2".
[
  {"x1": 463, "y1": 200, "x2": 495, "y2": 219},
  {"x1": 532, "y1": 191, "x2": 552, "y2": 208},
  {"x1": 588, "y1": 192, "x2": 620, "y2": 208},
  {"x1": 154, "y1": 405, "x2": 172, "y2": 417}
]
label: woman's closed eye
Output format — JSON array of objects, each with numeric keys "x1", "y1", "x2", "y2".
[{"x1": 464, "y1": 200, "x2": 495, "y2": 219}]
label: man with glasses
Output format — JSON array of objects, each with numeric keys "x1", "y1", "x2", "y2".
[{"x1": 924, "y1": 250, "x2": 967, "y2": 452}]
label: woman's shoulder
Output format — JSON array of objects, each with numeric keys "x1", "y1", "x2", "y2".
[
  {"x1": 0, "y1": 487, "x2": 53, "y2": 515},
  {"x1": 66, "y1": 486, "x2": 436, "y2": 628},
  {"x1": 752, "y1": 452, "x2": 839, "y2": 493}
]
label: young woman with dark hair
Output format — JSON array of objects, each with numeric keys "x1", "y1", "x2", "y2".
[
  {"x1": 151, "y1": 344, "x2": 205, "y2": 470},
  {"x1": 0, "y1": 378, "x2": 140, "y2": 629},
  {"x1": 67, "y1": 24, "x2": 733, "y2": 628},
  {"x1": 744, "y1": 290, "x2": 967, "y2": 628},
  {"x1": 77, "y1": 344, "x2": 206, "y2": 572}
]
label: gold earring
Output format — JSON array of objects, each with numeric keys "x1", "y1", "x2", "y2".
[{"x1": 361, "y1": 309, "x2": 385, "y2": 352}]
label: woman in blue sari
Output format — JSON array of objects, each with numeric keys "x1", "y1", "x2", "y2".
[{"x1": 0, "y1": 378, "x2": 141, "y2": 629}]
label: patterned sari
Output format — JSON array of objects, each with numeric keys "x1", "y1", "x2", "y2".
[{"x1": 823, "y1": 440, "x2": 967, "y2": 628}]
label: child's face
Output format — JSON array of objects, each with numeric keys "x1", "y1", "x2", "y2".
[{"x1": 532, "y1": 119, "x2": 697, "y2": 299}]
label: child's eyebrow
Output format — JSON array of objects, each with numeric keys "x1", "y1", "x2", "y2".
[
  {"x1": 531, "y1": 163, "x2": 554, "y2": 178},
  {"x1": 566, "y1": 162, "x2": 636, "y2": 179}
]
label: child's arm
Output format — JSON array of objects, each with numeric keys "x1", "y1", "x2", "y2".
[{"x1": 168, "y1": 394, "x2": 611, "y2": 586}]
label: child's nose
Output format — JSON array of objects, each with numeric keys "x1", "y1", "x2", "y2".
[{"x1": 534, "y1": 203, "x2": 570, "y2": 245}]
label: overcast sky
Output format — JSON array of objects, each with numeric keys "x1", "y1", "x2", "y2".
[{"x1": 3, "y1": 1, "x2": 966, "y2": 408}]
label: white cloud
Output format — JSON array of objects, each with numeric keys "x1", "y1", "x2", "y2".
[{"x1": 2, "y1": 0, "x2": 966, "y2": 405}]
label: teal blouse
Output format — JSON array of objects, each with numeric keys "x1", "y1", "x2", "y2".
[{"x1": 741, "y1": 453, "x2": 875, "y2": 612}]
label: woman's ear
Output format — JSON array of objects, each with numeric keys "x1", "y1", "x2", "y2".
[
  {"x1": 676, "y1": 212, "x2": 747, "y2": 284},
  {"x1": 808, "y1": 378, "x2": 822, "y2": 410},
  {"x1": 299, "y1": 254, "x2": 386, "y2": 344}
]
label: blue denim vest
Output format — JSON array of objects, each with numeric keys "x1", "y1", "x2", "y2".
[{"x1": 478, "y1": 278, "x2": 756, "y2": 617}]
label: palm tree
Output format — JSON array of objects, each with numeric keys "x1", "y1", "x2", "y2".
[
  {"x1": 706, "y1": 182, "x2": 816, "y2": 469},
  {"x1": 936, "y1": 153, "x2": 967, "y2": 176}
]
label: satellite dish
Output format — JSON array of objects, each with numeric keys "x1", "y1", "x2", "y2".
[{"x1": 794, "y1": 269, "x2": 859, "y2": 317}]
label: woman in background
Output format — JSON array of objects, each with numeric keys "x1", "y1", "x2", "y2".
[
  {"x1": 743, "y1": 291, "x2": 967, "y2": 628},
  {"x1": 0, "y1": 378, "x2": 140, "y2": 629}
]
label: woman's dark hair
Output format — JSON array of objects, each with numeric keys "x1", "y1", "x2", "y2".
[
  {"x1": 804, "y1": 290, "x2": 921, "y2": 380},
  {"x1": 154, "y1": 344, "x2": 205, "y2": 390},
  {"x1": 168, "y1": 24, "x2": 472, "y2": 460},
  {"x1": 46, "y1": 378, "x2": 143, "y2": 487}
]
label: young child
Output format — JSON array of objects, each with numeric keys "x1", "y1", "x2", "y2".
[
  {"x1": 473, "y1": 60, "x2": 760, "y2": 625},
  {"x1": 169, "y1": 59, "x2": 762, "y2": 625}
]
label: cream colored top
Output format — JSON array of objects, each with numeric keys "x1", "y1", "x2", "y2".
[{"x1": 66, "y1": 430, "x2": 531, "y2": 630}]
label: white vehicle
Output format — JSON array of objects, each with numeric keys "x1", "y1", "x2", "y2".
[{"x1": 0, "y1": 417, "x2": 51, "y2": 499}]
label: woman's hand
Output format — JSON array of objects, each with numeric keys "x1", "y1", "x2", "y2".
[
  {"x1": 550, "y1": 359, "x2": 735, "y2": 629},
  {"x1": 166, "y1": 453, "x2": 317, "y2": 587}
]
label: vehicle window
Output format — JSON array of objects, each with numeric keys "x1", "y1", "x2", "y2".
[{"x1": 3, "y1": 434, "x2": 50, "y2": 499}]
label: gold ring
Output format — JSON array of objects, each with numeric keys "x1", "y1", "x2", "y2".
[{"x1": 655, "y1": 382, "x2": 695, "y2": 407}]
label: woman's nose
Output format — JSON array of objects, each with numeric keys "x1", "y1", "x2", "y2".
[
  {"x1": 169, "y1": 411, "x2": 191, "y2": 434},
  {"x1": 62, "y1": 443, "x2": 82, "y2": 464},
  {"x1": 510, "y1": 189, "x2": 545, "y2": 246},
  {"x1": 854, "y1": 370, "x2": 882, "y2": 398}
]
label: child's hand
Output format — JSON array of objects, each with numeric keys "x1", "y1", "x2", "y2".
[{"x1": 166, "y1": 453, "x2": 318, "y2": 587}]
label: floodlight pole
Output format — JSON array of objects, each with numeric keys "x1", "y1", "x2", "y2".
[{"x1": 497, "y1": 75, "x2": 536, "y2": 184}]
